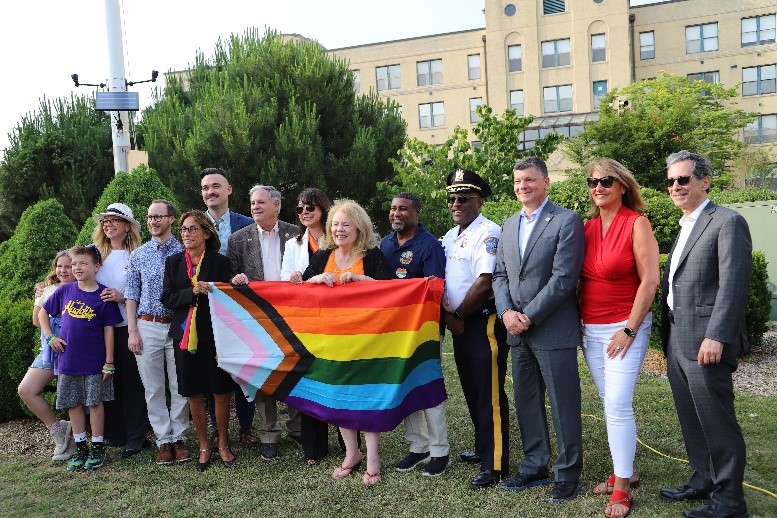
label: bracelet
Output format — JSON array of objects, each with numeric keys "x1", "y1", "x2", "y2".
[
  {"x1": 102, "y1": 364, "x2": 116, "y2": 374},
  {"x1": 46, "y1": 335, "x2": 57, "y2": 346}
]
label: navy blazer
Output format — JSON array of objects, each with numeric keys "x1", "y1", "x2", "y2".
[{"x1": 230, "y1": 211, "x2": 253, "y2": 233}]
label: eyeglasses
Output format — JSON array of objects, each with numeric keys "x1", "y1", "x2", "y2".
[
  {"x1": 101, "y1": 217, "x2": 126, "y2": 226},
  {"x1": 586, "y1": 176, "x2": 616, "y2": 189},
  {"x1": 295, "y1": 204, "x2": 316, "y2": 214},
  {"x1": 179, "y1": 226, "x2": 201, "y2": 235},
  {"x1": 447, "y1": 195, "x2": 473, "y2": 205},
  {"x1": 146, "y1": 215, "x2": 172, "y2": 222},
  {"x1": 665, "y1": 175, "x2": 693, "y2": 188}
]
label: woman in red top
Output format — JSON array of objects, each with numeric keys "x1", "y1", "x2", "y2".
[{"x1": 579, "y1": 158, "x2": 659, "y2": 518}]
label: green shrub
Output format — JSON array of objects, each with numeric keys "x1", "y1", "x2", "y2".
[
  {"x1": 0, "y1": 298, "x2": 38, "y2": 422},
  {"x1": 0, "y1": 199, "x2": 78, "y2": 301},
  {"x1": 649, "y1": 252, "x2": 771, "y2": 353},
  {"x1": 482, "y1": 199, "x2": 522, "y2": 226},
  {"x1": 641, "y1": 188, "x2": 682, "y2": 254},
  {"x1": 548, "y1": 176, "x2": 590, "y2": 220},
  {"x1": 710, "y1": 187, "x2": 777, "y2": 205},
  {"x1": 75, "y1": 164, "x2": 179, "y2": 244}
]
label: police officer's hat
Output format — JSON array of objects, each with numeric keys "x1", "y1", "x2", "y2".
[{"x1": 446, "y1": 168, "x2": 492, "y2": 199}]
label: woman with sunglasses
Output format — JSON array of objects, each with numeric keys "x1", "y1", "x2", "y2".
[
  {"x1": 279, "y1": 188, "x2": 335, "y2": 466},
  {"x1": 162, "y1": 210, "x2": 235, "y2": 471},
  {"x1": 579, "y1": 159, "x2": 659, "y2": 518},
  {"x1": 303, "y1": 199, "x2": 392, "y2": 485},
  {"x1": 281, "y1": 188, "x2": 333, "y2": 285},
  {"x1": 91, "y1": 203, "x2": 149, "y2": 459}
]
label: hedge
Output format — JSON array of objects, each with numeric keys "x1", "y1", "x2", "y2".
[
  {"x1": 0, "y1": 299, "x2": 39, "y2": 421},
  {"x1": 0, "y1": 198, "x2": 78, "y2": 302},
  {"x1": 76, "y1": 164, "x2": 180, "y2": 244},
  {"x1": 649, "y1": 252, "x2": 771, "y2": 352}
]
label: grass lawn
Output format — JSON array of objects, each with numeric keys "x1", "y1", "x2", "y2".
[{"x1": 1, "y1": 339, "x2": 775, "y2": 518}]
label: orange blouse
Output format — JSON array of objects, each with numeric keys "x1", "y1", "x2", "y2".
[{"x1": 324, "y1": 253, "x2": 365, "y2": 276}]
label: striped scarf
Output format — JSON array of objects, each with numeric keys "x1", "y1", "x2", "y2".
[{"x1": 179, "y1": 249, "x2": 205, "y2": 353}]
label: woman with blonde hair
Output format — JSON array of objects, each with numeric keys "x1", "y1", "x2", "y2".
[
  {"x1": 303, "y1": 199, "x2": 391, "y2": 485},
  {"x1": 579, "y1": 158, "x2": 660, "y2": 517},
  {"x1": 91, "y1": 203, "x2": 149, "y2": 458}
]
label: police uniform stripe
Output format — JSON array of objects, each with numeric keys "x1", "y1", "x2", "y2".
[{"x1": 485, "y1": 313, "x2": 504, "y2": 471}]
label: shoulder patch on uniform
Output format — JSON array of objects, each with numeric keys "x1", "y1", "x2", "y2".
[{"x1": 484, "y1": 236, "x2": 498, "y2": 256}]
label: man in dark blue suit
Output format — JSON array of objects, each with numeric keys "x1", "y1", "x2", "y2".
[{"x1": 199, "y1": 167, "x2": 257, "y2": 448}]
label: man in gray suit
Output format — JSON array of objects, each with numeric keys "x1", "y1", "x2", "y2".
[
  {"x1": 229, "y1": 184, "x2": 299, "y2": 460},
  {"x1": 659, "y1": 151, "x2": 751, "y2": 518},
  {"x1": 492, "y1": 156, "x2": 585, "y2": 502}
]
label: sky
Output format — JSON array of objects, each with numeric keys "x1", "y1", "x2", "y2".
[{"x1": 0, "y1": 0, "x2": 485, "y2": 153}]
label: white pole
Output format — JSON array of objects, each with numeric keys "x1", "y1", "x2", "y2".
[{"x1": 104, "y1": 0, "x2": 130, "y2": 174}]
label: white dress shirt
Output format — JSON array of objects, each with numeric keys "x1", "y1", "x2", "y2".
[{"x1": 667, "y1": 198, "x2": 710, "y2": 310}]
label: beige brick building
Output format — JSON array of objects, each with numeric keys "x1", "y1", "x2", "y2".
[{"x1": 329, "y1": 0, "x2": 777, "y2": 171}]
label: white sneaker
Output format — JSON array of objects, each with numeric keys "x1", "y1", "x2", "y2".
[{"x1": 51, "y1": 420, "x2": 75, "y2": 461}]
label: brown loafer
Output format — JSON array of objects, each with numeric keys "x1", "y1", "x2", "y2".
[
  {"x1": 172, "y1": 440, "x2": 192, "y2": 462},
  {"x1": 156, "y1": 443, "x2": 174, "y2": 465},
  {"x1": 240, "y1": 428, "x2": 259, "y2": 447}
]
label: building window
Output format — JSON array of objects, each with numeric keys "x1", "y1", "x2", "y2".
[
  {"x1": 742, "y1": 64, "x2": 777, "y2": 96},
  {"x1": 591, "y1": 34, "x2": 606, "y2": 62},
  {"x1": 543, "y1": 0, "x2": 565, "y2": 15},
  {"x1": 417, "y1": 59, "x2": 443, "y2": 87},
  {"x1": 742, "y1": 14, "x2": 776, "y2": 47},
  {"x1": 508, "y1": 45, "x2": 522, "y2": 72},
  {"x1": 419, "y1": 102, "x2": 445, "y2": 129},
  {"x1": 509, "y1": 90, "x2": 524, "y2": 116},
  {"x1": 541, "y1": 39, "x2": 571, "y2": 68},
  {"x1": 376, "y1": 64, "x2": 401, "y2": 91},
  {"x1": 593, "y1": 80, "x2": 608, "y2": 109},
  {"x1": 470, "y1": 98, "x2": 483, "y2": 123},
  {"x1": 744, "y1": 114, "x2": 777, "y2": 144},
  {"x1": 640, "y1": 31, "x2": 655, "y2": 60},
  {"x1": 687, "y1": 70, "x2": 720, "y2": 96},
  {"x1": 468, "y1": 54, "x2": 481, "y2": 80},
  {"x1": 352, "y1": 70, "x2": 360, "y2": 94},
  {"x1": 686, "y1": 23, "x2": 718, "y2": 54},
  {"x1": 543, "y1": 85, "x2": 573, "y2": 113}
]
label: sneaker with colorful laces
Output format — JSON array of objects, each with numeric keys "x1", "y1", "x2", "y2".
[
  {"x1": 84, "y1": 442, "x2": 106, "y2": 470},
  {"x1": 67, "y1": 441, "x2": 89, "y2": 471}
]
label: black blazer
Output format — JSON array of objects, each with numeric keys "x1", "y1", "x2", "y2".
[
  {"x1": 162, "y1": 249, "x2": 231, "y2": 343},
  {"x1": 303, "y1": 247, "x2": 392, "y2": 281}
]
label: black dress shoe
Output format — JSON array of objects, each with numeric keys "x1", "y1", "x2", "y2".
[
  {"x1": 660, "y1": 485, "x2": 712, "y2": 502},
  {"x1": 682, "y1": 501, "x2": 749, "y2": 518},
  {"x1": 458, "y1": 451, "x2": 481, "y2": 464},
  {"x1": 499, "y1": 470, "x2": 551, "y2": 491},
  {"x1": 549, "y1": 481, "x2": 582, "y2": 502},
  {"x1": 470, "y1": 470, "x2": 502, "y2": 489},
  {"x1": 121, "y1": 439, "x2": 151, "y2": 459}
]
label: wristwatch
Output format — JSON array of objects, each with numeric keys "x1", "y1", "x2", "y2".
[{"x1": 623, "y1": 327, "x2": 637, "y2": 338}]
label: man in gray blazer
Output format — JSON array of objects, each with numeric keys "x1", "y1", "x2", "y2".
[
  {"x1": 229, "y1": 184, "x2": 299, "y2": 460},
  {"x1": 492, "y1": 156, "x2": 585, "y2": 503},
  {"x1": 659, "y1": 151, "x2": 751, "y2": 518}
]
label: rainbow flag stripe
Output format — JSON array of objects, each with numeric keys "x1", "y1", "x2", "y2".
[{"x1": 208, "y1": 277, "x2": 446, "y2": 432}]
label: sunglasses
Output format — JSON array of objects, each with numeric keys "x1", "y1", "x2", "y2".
[
  {"x1": 295, "y1": 204, "x2": 316, "y2": 214},
  {"x1": 586, "y1": 176, "x2": 616, "y2": 189},
  {"x1": 665, "y1": 175, "x2": 693, "y2": 188},
  {"x1": 447, "y1": 195, "x2": 473, "y2": 205}
]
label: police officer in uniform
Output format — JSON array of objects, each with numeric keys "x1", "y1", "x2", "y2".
[{"x1": 441, "y1": 169, "x2": 509, "y2": 489}]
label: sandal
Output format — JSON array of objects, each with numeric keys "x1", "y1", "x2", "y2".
[
  {"x1": 362, "y1": 470, "x2": 381, "y2": 486},
  {"x1": 605, "y1": 489, "x2": 632, "y2": 518},
  {"x1": 593, "y1": 473, "x2": 641, "y2": 495},
  {"x1": 332, "y1": 458, "x2": 362, "y2": 479}
]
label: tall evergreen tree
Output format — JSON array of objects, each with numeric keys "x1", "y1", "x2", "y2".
[
  {"x1": 140, "y1": 29, "x2": 406, "y2": 226},
  {"x1": 0, "y1": 95, "x2": 113, "y2": 240}
]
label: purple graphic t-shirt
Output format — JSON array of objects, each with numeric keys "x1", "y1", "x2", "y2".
[{"x1": 42, "y1": 282, "x2": 123, "y2": 375}]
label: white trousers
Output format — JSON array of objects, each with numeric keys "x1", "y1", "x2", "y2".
[
  {"x1": 403, "y1": 337, "x2": 450, "y2": 457},
  {"x1": 134, "y1": 319, "x2": 190, "y2": 446},
  {"x1": 582, "y1": 315, "x2": 651, "y2": 479}
]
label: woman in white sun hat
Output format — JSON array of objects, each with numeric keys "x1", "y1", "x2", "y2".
[{"x1": 91, "y1": 203, "x2": 150, "y2": 458}]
